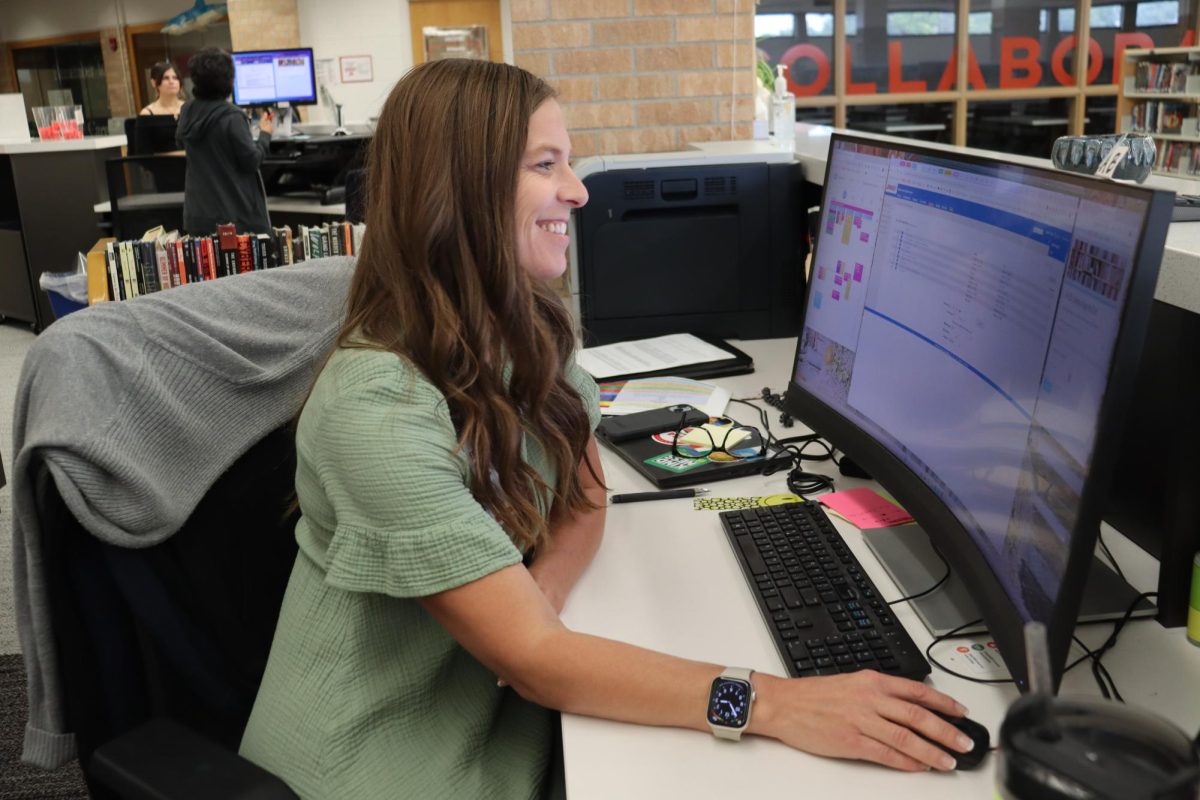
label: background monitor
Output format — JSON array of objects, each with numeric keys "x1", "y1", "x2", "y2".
[
  {"x1": 231, "y1": 47, "x2": 317, "y2": 106},
  {"x1": 783, "y1": 133, "x2": 1172, "y2": 689},
  {"x1": 125, "y1": 116, "x2": 179, "y2": 155}
]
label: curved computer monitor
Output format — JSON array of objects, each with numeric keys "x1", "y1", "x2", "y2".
[
  {"x1": 231, "y1": 47, "x2": 317, "y2": 106},
  {"x1": 783, "y1": 134, "x2": 1173, "y2": 690}
]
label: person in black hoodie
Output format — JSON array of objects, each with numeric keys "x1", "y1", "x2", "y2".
[{"x1": 177, "y1": 48, "x2": 273, "y2": 235}]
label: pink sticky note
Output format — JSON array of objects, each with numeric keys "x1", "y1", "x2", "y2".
[
  {"x1": 834, "y1": 275, "x2": 843, "y2": 286},
  {"x1": 859, "y1": 232, "x2": 869, "y2": 242},
  {"x1": 817, "y1": 266, "x2": 826, "y2": 279},
  {"x1": 831, "y1": 290, "x2": 840, "y2": 301},
  {"x1": 854, "y1": 263, "x2": 864, "y2": 281},
  {"x1": 854, "y1": 216, "x2": 862, "y2": 228},
  {"x1": 820, "y1": 487, "x2": 914, "y2": 529}
]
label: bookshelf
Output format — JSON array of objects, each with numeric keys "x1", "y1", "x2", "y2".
[
  {"x1": 88, "y1": 220, "x2": 364, "y2": 305},
  {"x1": 1117, "y1": 46, "x2": 1200, "y2": 181}
]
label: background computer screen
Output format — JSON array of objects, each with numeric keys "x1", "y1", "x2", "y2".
[
  {"x1": 785, "y1": 134, "x2": 1170, "y2": 687},
  {"x1": 231, "y1": 48, "x2": 317, "y2": 106}
]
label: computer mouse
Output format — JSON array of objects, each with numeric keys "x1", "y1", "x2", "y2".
[{"x1": 930, "y1": 711, "x2": 990, "y2": 770}]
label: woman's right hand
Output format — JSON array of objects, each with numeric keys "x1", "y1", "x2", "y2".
[
  {"x1": 259, "y1": 111, "x2": 275, "y2": 135},
  {"x1": 750, "y1": 671, "x2": 975, "y2": 772}
]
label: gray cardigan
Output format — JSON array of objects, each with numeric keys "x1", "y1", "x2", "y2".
[{"x1": 12, "y1": 256, "x2": 354, "y2": 768}]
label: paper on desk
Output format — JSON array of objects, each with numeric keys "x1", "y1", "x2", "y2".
[
  {"x1": 576, "y1": 333, "x2": 732, "y2": 379},
  {"x1": 604, "y1": 377, "x2": 731, "y2": 418},
  {"x1": 932, "y1": 636, "x2": 1009, "y2": 680},
  {"x1": 819, "y1": 487, "x2": 914, "y2": 529}
]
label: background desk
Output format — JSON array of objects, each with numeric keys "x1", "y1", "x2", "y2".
[
  {"x1": 0, "y1": 136, "x2": 125, "y2": 330},
  {"x1": 560, "y1": 337, "x2": 1200, "y2": 799},
  {"x1": 92, "y1": 195, "x2": 347, "y2": 227}
]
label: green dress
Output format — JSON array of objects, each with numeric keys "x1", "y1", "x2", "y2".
[{"x1": 240, "y1": 346, "x2": 600, "y2": 799}]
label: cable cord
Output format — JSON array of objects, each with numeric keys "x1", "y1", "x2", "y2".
[
  {"x1": 1096, "y1": 530, "x2": 1125, "y2": 582},
  {"x1": 728, "y1": 397, "x2": 836, "y2": 493}
]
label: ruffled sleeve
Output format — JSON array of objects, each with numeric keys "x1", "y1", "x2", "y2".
[{"x1": 306, "y1": 351, "x2": 521, "y2": 597}]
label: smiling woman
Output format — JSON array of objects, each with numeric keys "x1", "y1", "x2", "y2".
[
  {"x1": 515, "y1": 100, "x2": 588, "y2": 282},
  {"x1": 237, "y1": 58, "x2": 973, "y2": 800}
]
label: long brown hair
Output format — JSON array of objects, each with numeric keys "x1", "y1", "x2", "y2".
[{"x1": 339, "y1": 59, "x2": 597, "y2": 553}]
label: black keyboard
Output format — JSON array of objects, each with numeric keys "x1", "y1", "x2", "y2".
[{"x1": 720, "y1": 501, "x2": 931, "y2": 681}]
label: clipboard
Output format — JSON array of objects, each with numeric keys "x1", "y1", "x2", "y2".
[{"x1": 578, "y1": 334, "x2": 754, "y2": 382}]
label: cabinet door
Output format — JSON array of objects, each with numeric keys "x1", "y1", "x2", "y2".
[{"x1": 0, "y1": 227, "x2": 36, "y2": 325}]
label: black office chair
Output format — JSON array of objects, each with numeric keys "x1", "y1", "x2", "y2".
[
  {"x1": 105, "y1": 155, "x2": 187, "y2": 240},
  {"x1": 38, "y1": 429, "x2": 300, "y2": 799}
]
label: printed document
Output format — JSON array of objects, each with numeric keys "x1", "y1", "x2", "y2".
[{"x1": 576, "y1": 333, "x2": 732, "y2": 379}]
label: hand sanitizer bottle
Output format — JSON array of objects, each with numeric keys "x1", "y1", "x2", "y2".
[{"x1": 770, "y1": 64, "x2": 796, "y2": 150}]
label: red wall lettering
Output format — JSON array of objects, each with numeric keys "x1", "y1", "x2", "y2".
[
  {"x1": 935, "y1": 44, "x2": 986, "y2": 91},
  {"x1": 779, "y1": 43, "x2": 830, "y2": 97},
  {"x1": 1050, "y1": 35, "x2": 1103, "y2": 86},
  {"x1": 845, "y1": 47, "x2": 878, "y2": 95},
  {"x1": 1000, "y1": 37, "x2": 1042, "y2": 88},
  {"x1": 774, "y1": 32, "x2": 1189, "y2": 98},
  {"x1": 888, "y1": 41, "x2": 928, "y2": 93}
]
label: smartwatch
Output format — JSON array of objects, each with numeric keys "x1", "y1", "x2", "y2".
[{"x1": 706, "y1": 667, "x2": 756, "y2": 741}]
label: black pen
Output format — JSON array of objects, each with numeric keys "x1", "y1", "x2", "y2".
[{"x1": 610, "y1": 488, "x2": 710, "y2": 504}]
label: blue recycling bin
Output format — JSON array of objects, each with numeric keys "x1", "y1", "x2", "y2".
[
  {"x1": 39, "y1": 270, "x2": 89, "y2": 320},
  {"x1": 45, "y1": 290, "x2": 88, "y2": 319}
]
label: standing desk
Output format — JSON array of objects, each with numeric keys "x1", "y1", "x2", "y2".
[{"x1": 559, "y1": 337, "x2": 1200, "y2": 799}]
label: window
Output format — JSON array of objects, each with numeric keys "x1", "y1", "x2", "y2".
[
  {"x1": 755, "y1": 13, "x2": 796, "y2": 39},
  {"x1": 1137, "y1": 1, "x2": 1181, "y2": 25},
  {"x1": 887, "y1": 11, "x2": 955, "y2": 36},
  {"x1": 804, "y1": 12, "x2": 858, "y2": 36},
  {"x1": 12, "y1": 40, "x2": 110, "y2": 135},
  {"x1": 887, "y1": 10, "x2": 993, "y2": 36},
  {"x1": 1059, "y1": 4, "x2": 1125, "y2": 30},
  {"x1": 968, "y1": 11, "x2": 993, "y2": 34}
]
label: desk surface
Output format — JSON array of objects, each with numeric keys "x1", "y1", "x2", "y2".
[
  {"x1": 0, "y1": 134, "x2": 125, "y2": 155},
  {"x1": 560, "y1": 337, "x2": 1200, "y2": 799}
]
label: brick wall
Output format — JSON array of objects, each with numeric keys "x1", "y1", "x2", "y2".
[
  {"x1": 101, "y1": 27, "x2": 135, "y2": 119},
  {"x1": 228, "y1": 0, "x2": 301, "y2": 51},
  {"x1": 511, "y1": 0, "x2": 756, "y2": 158}
]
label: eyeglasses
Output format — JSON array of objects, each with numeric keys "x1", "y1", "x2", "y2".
[{"x1": 671, "y1": 413, "x2": 767, "y2": 461}]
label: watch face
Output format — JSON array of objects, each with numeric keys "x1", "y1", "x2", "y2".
[{"x1": 707, "y1": 677, "x2": 751, "y2": 728}]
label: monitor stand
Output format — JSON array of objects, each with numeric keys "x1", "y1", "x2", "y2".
[{"x1": 862, "y1": 524, "x2": 1157, "y2": 638}]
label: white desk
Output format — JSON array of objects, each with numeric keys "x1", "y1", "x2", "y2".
[{"x1": 560, "y1": 337, "x2": 1200, "y2": 799}]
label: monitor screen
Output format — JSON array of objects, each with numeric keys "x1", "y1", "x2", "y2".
[
  {"x1": 784, "y1": 134, "x2": 1171, "y2": 688},
  {"x1": 231, "y1": 48, "x2": 317, "y2": 106},
  {"x1": 126, "y1": 115, "x2": 179, "y2": 155}
]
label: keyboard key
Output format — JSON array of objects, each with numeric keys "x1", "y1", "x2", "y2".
[{"x1": 736, "y1": 536, "x2": 768, "y2": 575}]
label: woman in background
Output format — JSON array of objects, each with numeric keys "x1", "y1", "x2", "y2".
[
  {"x1": 139, "y1": 61, "x2": 184, "y2": 118},
  {"x1": 238, "y1": 58, "x2": 974, "y2": 800},
  {"x1": 176, "y1": 47, "x2": 272, "y2": 235}
]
